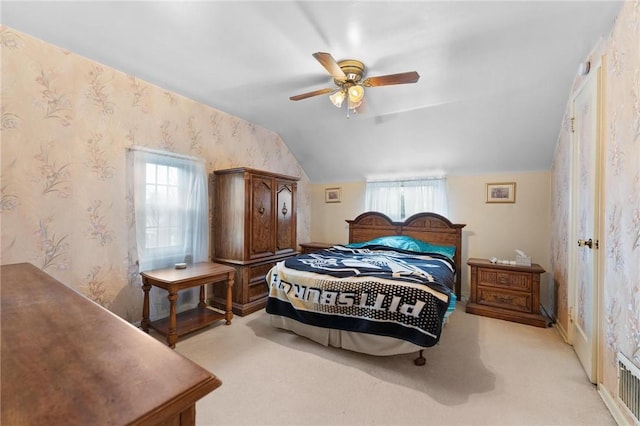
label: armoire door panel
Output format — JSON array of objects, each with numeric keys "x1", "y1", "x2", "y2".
[
  {"x1": 250, "y1": 177, "x2": 274, "y2": 259},
  {"x1": 276, "y1": 182, "x2": 295, "y2": 254}
]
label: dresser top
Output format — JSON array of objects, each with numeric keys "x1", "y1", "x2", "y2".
[
  {"x1": 1, "y1": 263, "x2": 221, "y2": 425},
  {"x1": 467, "y1": 257, "x2": 545, "y2": 273}
]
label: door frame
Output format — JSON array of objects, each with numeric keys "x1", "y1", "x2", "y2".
[{"x1": 566, "y1": 55, "x2": 606, "y2": 384}]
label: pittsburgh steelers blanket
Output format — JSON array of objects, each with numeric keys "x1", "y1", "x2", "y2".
[{"x1": 265, "y1": 245, "x2": 456, "y2": 348}]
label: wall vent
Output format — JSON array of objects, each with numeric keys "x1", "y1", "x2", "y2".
[{"x1": 617, "y1": 352, "x2": 640, "y2": 424}]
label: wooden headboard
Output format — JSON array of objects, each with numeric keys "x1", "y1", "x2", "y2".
[{"x1": 346, "y1": 211, "x2": 466, "y2": 298}]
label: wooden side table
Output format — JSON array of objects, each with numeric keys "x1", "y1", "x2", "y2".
[
  {"x1": 299, "y1": 242, "x2": 336, "y2": 254},
  {"x1": 141, "y1": 262, "x2": 235, "y2": 348},
  {"x1": 466, "y1": 258, "x2": 551, "y2": 327}
]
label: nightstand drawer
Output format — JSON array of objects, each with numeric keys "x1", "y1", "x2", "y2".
[
  {"x1": 477, "y1": 286, "x2": 532, "y2": 313},
  {"x1": 478, "y1": 268, "x2": 532, "y2": 291}
]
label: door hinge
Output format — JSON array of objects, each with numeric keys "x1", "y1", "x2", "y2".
[
  {"x1": 570, "y1": 117, "x2": 575, "y2": 133},
  {"x1": 569, "y1": 306, "x2": 574, "y2": 323}
]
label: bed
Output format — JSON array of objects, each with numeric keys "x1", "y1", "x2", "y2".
[{"x1": 265, "y1": 211, "x2": 465, "y2": 365}]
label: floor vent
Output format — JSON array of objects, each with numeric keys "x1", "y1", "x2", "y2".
[{"x1": 618, "y1": 352, "x2": 640, "y2": 424}]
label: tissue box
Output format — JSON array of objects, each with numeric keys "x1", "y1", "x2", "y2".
[{"x1": 516, "y1": 255, "x2": 532, "y2": 266}]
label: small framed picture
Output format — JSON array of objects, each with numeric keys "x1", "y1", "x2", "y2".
[
  {"x1": 325, "y1": 187, "x2": 341, "y2": 203},
  {"x1": 486, "y1": 182, "x2": 516, "y2": 203}
]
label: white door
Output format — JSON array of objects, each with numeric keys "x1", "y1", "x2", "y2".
[{"x1": 569, "y1": 64, "x2": 601, "y2": 383}]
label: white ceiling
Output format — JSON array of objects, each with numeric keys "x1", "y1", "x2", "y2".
[{"x1": 1, "y1": 1, "x2": 623, "y2": 183}]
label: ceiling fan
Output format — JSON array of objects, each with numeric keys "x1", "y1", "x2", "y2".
[{"x1": 290, "y1": 52, "x2": 420, "y2": 118}]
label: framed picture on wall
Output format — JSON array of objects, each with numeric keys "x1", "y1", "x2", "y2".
[
  {"x1": 325, "y1": 187, "x2": 341, "y2": 203},
  {"x1": 486, "y1": 182, "x2": 516, "y2": 203}
]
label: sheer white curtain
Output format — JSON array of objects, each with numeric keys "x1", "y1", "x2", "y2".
[
  {"x1": 129, "y1": 147, "x2": 209, "y2": 320},
  {"x1": 365, "y1": 181, "x2": 403, "y2": 220},
  {"x1": 365, "y1": 177, "x2": 448, "y2": 221},
  {"x1": 402, "y1": 178, "x2": 448, "y2": 218}
]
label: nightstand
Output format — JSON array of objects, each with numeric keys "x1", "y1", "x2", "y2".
[
  {"x1": 299, "y1": 242, "x2": 335, "y2": 254},
  {"x1": 466, "y1": 258, "x2": 551, "y2": 327}
]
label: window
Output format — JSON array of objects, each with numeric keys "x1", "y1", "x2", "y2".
[
  {"x1": 129, "y1": 148, "x2": 209, "y2": 319},
  {"x1": 365, "y1": 177, "x2": 448, "y2": 221},
  {"x1": 143, "y1": 161, "x2": 184, "y2": 251},
  {"x1": 131, "y1": 149, "x2": 208, "y2": 271},
  {"x1": 132, "y1": 149, "x2": 209, "y2": 271}
]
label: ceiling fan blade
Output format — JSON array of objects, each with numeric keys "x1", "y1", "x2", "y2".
[
  {"x1": 312, "y1": 52, "x2": 346, "y2": 80},
  {"x1": 289, "y1": 87, "x2": 335, "y2": 101},
  {"x1": 363, "y1": 71, "x2": 420, "y2": 87}
]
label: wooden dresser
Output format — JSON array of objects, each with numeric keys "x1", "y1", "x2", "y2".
[
  {"x1": 212, "y1": 167, "x2": 299, "y2": 316},
  {"x1": 1, "y1": 263, "x2": 221, "y2": 426},
  {"x1": 466, "y1": 257, "x2": 551, "y2": 327}
]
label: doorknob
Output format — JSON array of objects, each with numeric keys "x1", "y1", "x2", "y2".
[{"x1": 577, "y1": 238, "x2": 593, "y2": 249}]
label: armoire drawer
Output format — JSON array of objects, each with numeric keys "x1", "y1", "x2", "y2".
[
  {"x1": 248, "y1": 280, "x2": 268, "y2": 302},
  {"x1": 249, "y1": 262, "x2": 277, "y2": 281},
  {"x1": 210, "y1": 254, "x2": 297, "y2": 316},
  {"x1": 247, "y1": 262, "x2": 275, "y2": 302}
]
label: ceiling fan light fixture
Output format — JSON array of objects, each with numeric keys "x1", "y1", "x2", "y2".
[
  {"x1": 329, "y1": 90, "x2": 346, "y2": 108},
  {"x1": 348, "y1": 85, "x2": 364, "y2": 103}
]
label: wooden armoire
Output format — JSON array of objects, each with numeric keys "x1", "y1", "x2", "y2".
[{"x1": 210, "y1": 167, "x2": 299, "y2": 316}]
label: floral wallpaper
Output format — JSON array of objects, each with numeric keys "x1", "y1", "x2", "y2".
[
  {"x1": 0, "y1": 26, "x2": 311, "y2": 322},
  {"x1": 550, "y1": 1, "x2": 639, "y2": 420}
]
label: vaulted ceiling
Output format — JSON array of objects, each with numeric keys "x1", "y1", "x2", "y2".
[{"x1": 1, "y1": 1, "x2": 623, "y2": 183}]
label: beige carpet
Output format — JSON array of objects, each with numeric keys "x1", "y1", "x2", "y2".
[{"x1": 170, "y1": 305, "x2": 615, "y2": 426}]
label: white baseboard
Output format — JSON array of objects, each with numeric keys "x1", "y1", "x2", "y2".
[{"x1": 599, "y1": 383, "x2": 636, "y2": 425}]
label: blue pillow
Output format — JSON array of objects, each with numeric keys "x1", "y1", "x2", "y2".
[
  {"x1": 346, "y1": 235, "x2": 455, "y2": 259},
  {"x1": 422, "y1": 242, "x2": 456, "y2": 260}
]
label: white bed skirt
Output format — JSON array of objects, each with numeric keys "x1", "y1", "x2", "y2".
[{"x1": 268, "y1": 314, "x2": 425, "y2": 356}]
